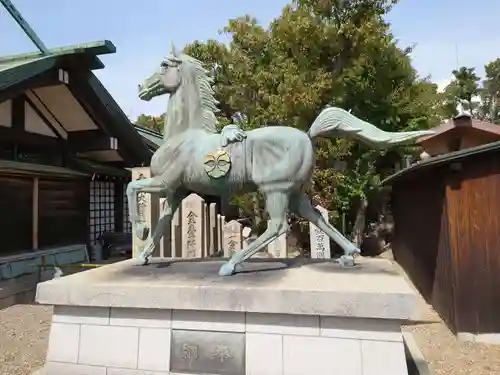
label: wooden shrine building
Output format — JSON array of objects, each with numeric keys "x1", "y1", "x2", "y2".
[
  {"x1": 384, "y1": 140, "x2": 500, "y2": 342},
  {"x1": 418, "y1": 113, "x2": 500, "y2": 156},
  {"x1": 0, "y1": 41, "x2": 151, "y2": 278}
]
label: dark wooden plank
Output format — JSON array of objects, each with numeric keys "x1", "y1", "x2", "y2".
[
  {"x1": 454, "y1": 155, "x2": 500, "y2": 334},
  {"x1": 0, "y1": 126, "x2": 59, "y2": 148},
  {"x1": 114, "y1": 181, "x2": 124, "y2": 233},
  {"x1": 67, "y1": 130, "x2": 115, "y2": 152},
  {"x1": 0, "y1": 175, "x2": 33, "y2": 254},
  {"x1": 38, "y1": 178, "x2": 88, "y2": 248},
  {"x1": 391, "y1": 167, "x2": 445, "y2": 301},
  {"x1": 484, "y1": 158, "x2": 500, "y2": 333},
  {"x1": 11, "y1": 95, "x2": 25, "y2": 132},
  {"x1": 431, "y1": 195, "x2": 456, "y2": 332},
  {"x1": 442, "y1": 166, "x2": 471, "y2": 333}
]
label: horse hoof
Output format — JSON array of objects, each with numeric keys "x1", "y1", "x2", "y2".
[
  {"x1": 218, "y1": 262, "x2": 236, "y2": 276},
  {"x1": 339, "y1": 255, "x2": 355, "y2": 267},
  {"x1": 134, "y1": 254, "x2": 150, "y2": 266},
  {"x1": 346, "y1": 244, "x2": 361, "y2": 255},
  {"x1": 135, "y1": 223, "x2": 149, "y2": 240}
]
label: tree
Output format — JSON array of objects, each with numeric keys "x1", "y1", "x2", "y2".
[
  {"x1": 182, "y1": 0, "x2": 441, "y2": 244},
  {"x1": 480, "y1": 58, "x2": 500, "y2": 123},
  {"x1": 135, "y1": 114, "x2": 165, "y2": 134},
  {"x1": 442, "y1": 66, "x2": 481, "y2": 118}
]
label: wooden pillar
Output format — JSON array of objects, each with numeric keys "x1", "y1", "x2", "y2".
[
  {"x1": 32, "y1": 177, "x2": 39, "y2": 250},
  {"x1": 11, "y1": 95, "x2": 25, "y2": 161},
  {"x1": 114, "y1": 180, "x2": 124, "y2": 233}
]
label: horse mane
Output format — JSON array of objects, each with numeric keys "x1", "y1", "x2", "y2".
[{"x1": 178, "y1": 53, "x2": 219, "y2": 133}]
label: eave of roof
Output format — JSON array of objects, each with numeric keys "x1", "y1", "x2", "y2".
[
  {"x1": 69, "y1": 158, "x2": 131, "y2": 178},
  {"x1": 0, "y1": 41, "x2": 114, "y2": 94},
  {"x1": 382, "y1": 140, "x2": 500, "y2": 185},
  {"x1": 81, "y1": 72, "x2": 152, "y2": 166},
  {"x1": 418, "y1": 115, "x2": 500, "y2": 143},
  {"x1": 0, "y1": 40, "x2": 115, "y2": 68},
  {"x1": 0, "y1": 160, "x2": 89, "y2": 179}
]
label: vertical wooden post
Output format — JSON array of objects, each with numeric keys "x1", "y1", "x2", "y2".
[
  {"x1": 114, "y1": 180, "x2": 124, "y2": 233},
  {"x1": 32, "y1": 177, "x2": 39, "y2": 250}
]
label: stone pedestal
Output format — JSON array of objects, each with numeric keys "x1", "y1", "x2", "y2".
[{"x1": 36, "y1": 258, "x2": 420, "y2": 375}]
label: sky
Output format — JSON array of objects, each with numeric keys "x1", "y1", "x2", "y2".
[{"x1": 2, "y1": 0, "x2": 500, "y2": 120}]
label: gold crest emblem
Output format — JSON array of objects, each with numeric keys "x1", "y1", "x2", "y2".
[{"x1": 204, "y1": 149, "x2": 231, "y2": 178}]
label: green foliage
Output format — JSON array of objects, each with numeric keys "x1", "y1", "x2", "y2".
[
  {"x1": 442, "y1": 67, "x2": 481, "y2": 118},
  {"x1": 135, "y1": 113, "x2": 165, "y2": 133},
  {"x1": 441, "y1": 61, "x2": 500, "y2": 123},
  {"x1": 134, "y1": 112, "x2": 230, "y2": 134},
  {"x1": 480, "y1": 59, "x2": 500, "y2": 123}
]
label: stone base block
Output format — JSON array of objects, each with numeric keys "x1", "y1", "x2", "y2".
[
  {"x1": 36, "y1": 258, "x2": 421, "y2": 375},
  {"x1": 457, "y1": 331, "x2": 500, "y2": 345}
]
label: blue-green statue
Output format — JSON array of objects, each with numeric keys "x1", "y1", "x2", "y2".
[{"x1": 127, "y1": 44, "x2": 432, "y2": 276}]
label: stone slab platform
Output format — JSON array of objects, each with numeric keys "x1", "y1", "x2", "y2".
[
  {"x1": 36, "y1": 257, "x2": 418, "y2": 320},
  {"x1": 36, "y1": 258, "x2": 420, "y2": 375}
]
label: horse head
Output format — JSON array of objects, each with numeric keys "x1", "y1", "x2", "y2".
[
  {"x1": 137, "y1": 43, "x2": 219, "y2": 135},
  {"x1": 137, "y1": 43, "x2": 187, "y2": 101}
]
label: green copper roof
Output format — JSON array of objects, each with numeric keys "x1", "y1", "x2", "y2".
[
  {"x1": 134, "y1": 126, "x2": 163, "y2": 150},
  {"x1": 0, "y1": 40, "x2": 115, "y2": 92},
  {"x1": 0, "y1": 40, "x2": 115, "y2": 66}
]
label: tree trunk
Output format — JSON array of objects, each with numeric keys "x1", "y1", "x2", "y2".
[{"x1": 351, "y1": 198, "x2": 368, "y2": 247}]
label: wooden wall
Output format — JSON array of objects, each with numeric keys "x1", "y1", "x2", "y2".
[
  {"x1": 39, "y1": 178, "x2": 89, "y2": 248},
  {"x1": 0, "y1": 173, "x2": 89, "y2": 257},
  {"x1": 391, "y1": 152, "x2": 500, "y2": 334},
  {"x1": 443, "y1": 155, "x2": 500, "y2": 334},
  {"x1": 0, "y1": 175, "x2": 33, "y2": 255},
  {"x1": 391, "y1": 167, "x2": 446, "y2": 300}
]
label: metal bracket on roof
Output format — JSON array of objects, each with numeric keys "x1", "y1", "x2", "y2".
[{"x1": 1, "y1": 0, "x2": 49, "y2": 54}]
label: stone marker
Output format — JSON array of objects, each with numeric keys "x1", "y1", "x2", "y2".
[
  {"x1": 267, "y1": 232, "x2": 287, "y2": 258},
  {"x1": 216, "y1": 214, "x2": 222, "y2": 252},
  {"x1": 130, "y1": 167, "x2": 160, "y2": 258},
  {"x1": 159, "y1": 197, "x2": 172, "y2": 257},
  {"x1": 202, "y1": 202, "x2": 209, "y2": 258},
  {"x1": 181, "y1": 193, "x2": 205, "y2": 258},
  {"x1": 171, "y1": 205, "x2": 182, "y2": 257},
  {"x1": 208, "y1": 203, "x2": 217, "y2": 256},
  {"x1": 267, "y1": 219, "x2": 288, "y2": 258},
  {"x1": 309, "y1": 205, "x2": 331, "y2": 259},
  {"x1": 218, "y1": 215, "x2": 224, "y2": 253},
  {"x1": 242, "y1": 227, "x2": 251, "y2": 239},
  {"x1": 223, "y1": 220, "x2": 243, "y2": 257}
]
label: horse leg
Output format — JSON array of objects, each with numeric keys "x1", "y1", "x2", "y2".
[
  {"x1": 219, "y1": 190, "x2": 289, "y2": 276},
  {"x1": 136, "y1": 189, "x2": 186, "y2": 265},
  {"x1": 126, "y1": 178, "x2": 165, "y2": 240},
  {"x1": 292, "y1": 192, "x2": 360, "y2": 262}
]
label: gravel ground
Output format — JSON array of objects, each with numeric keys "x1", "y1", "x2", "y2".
[
  {"x1": 0, "y1": 304, "x2": 52, "y2": 375},
  {"x1": 403, "y1": 302, "x2": 500, "y2": 375},
  {"x1": 389, "y1": 255, "x2": 500, "y2": 375}
]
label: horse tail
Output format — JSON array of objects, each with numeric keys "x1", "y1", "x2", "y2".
[{"x1": 306, "y1": 106, "x2": 434, "y2": 148}]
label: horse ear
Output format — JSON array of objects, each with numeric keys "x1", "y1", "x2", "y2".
[{"x1": 171, "y1": 41, "x2": 179, "y2": 57}]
